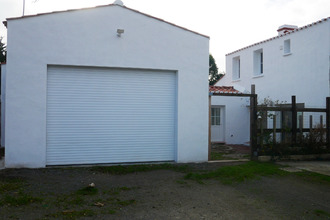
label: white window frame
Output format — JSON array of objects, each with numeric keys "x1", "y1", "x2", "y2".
[
  {"x1": 253, "y1": 49, "x2": 264, "y2": 76},
  {"x1": 284, "y1": 39, "x2": 291, "y2": 55},
  {"x1": 232, "y1": 56, "x2": 241, "y2": 81},
  {"x1": 211, "y1": 107, "x2": 221, "y2": 126}
]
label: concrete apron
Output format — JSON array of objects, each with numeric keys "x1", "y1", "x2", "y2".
[
  {"x1": 0, "y1": 159, "x2": 5, "y2": 170},
  {"x1": 0, "y1": 158, "x2": 4, "y2": 170},
  {"x1": 277, "y1": 161, "x2": 330, "y2": 176}
]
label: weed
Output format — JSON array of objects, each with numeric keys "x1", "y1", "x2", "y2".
[
  {"x1": 210, "y1": 152, "x2": 226, "y2": 160},
  {"x1": 76, "y1": 186, "x2": 98, "y2": 196},
  {"x1": 108, "y1": 210, "x2": 116, "y2": 214},
  {"x1": 103, "y1": 186, "x2": 133, "y2": 195},
  {"x1": 0, "y1": 192, "x2": 43, "y2": 206},
  {"x1": 0, "y1": 177, "x2": 25, "y2": 193},
  {"x1": 242, "y1": 154, "x2": 251, "y2": 159},
  {"x1": 0, "y1": 182, "x2": 24, "y2": 193},
  {"x1": 70, "y1": 196, "x2": 84, "y2": 206},
  {"x1": 184, "y1": 161, "x2": 286, "y2": 184},
  {"x1": 314, "y1": 209, "x2": 330, "y2": 217},
  {"x1": 295, "y1": 171, "x2": 330, "y2": 184},
  {"x1": 101, "y1": 209, "x2": 116, "y2": 215},
  {"x1": 48, "y1": 209, "x2": 96, "y2": 219},
  {"x1": 116, "y1": 199, "x2": 136, "y2": 206}
]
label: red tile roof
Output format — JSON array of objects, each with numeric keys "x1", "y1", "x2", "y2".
[
  {"x1": 226, "y1": 17, "x2": 329, "y2": 56},
  {"x1": 3, "y1": 4, "x2": 209, "y2": 39},
  {"x1": 209, "y1": 86, "x2": 241, "y2": 94}
]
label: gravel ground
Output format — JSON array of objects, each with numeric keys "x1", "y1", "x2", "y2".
[
  {"x1": 211, "y1": 144, "x2": 250, "y2": 160},
  {"x1": 0, "y1": 162, "x2": 330, "y2": 219}
]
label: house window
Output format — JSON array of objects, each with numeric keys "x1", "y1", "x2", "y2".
[
  {"x1": 232, "y1": 56, "x2": 240, "y2": 80},
  {"x1": 284, "y1": 39, "x2": 291, "y2": 55},
  {"x1": 260, "y1": 52, "x2": 263, "y2": 74},
  {"x1": 211, "y1": 108, "x2": 221, "y2": 125},
  {"x1": 253, "y1": 49, "x2": 263, "y2": 76}
]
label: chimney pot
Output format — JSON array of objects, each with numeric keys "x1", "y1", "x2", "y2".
[{"x1": 277, "y1": 24, "x2": 298, "y2": 35}]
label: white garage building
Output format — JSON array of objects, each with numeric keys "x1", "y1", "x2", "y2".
[{"x1": 1, "y1": 2, "x2": 209, "y2": 168}]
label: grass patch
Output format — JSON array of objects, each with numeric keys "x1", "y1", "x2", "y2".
[
  {"x1": 107, "y1": 209, "x2": 116, "y2": 214},
  {"x1": 210, "y1": 152, "x2": 226, "y2": 160},
  {"x1": 102, "y1": 186, "x2": 134, "y2": 196},
  {"x1": 116, "y1": 199, "x2": 136, "y2": 206},
  {"x1": 0, "y1": 192, "x2": 43, "y2": 206},
  {"x1": 0, "y1": 182, "x2": 24, "y2": 193},
  {"x1": 295, "y1": 171, "x2": 330, "y2": 184},
  {"x1": 184, "y1": 161, "x2": 286, "y2": 184},
  {"x1": 210, "y1": 152, "x2": 249, "y2": 160},
  {"x1": 76, "y1": 186, "x2": 98, "y2": 196},
  {"x1": 91, "y1": 163, "x2": 189, "y2": 175},
  {"x1": 56, "y1": 194, "x2": 76, "y2": 208},
  {"x1": 70, "y1": 196, "x2": 84, "y2": 206},
  {"x1": 0, "y1": 177, "x2": 25, "y2": 193},
  {"x1": 51, "y1": 185, "x2": 137, "y2": 219},
  {"x1": 314, "y1": 209, "x2": 330, "y2": 217},
  {"x1": 47, "y1": 209, "x2": 96, "y2": 219}
]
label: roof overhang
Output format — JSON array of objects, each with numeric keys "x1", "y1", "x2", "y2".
[{"x1": 4, "y1": 4, "x2": 209, "y2": 38}]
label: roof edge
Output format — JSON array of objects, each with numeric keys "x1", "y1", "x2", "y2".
[
  {"x1": 212, "y1": 74, "x2": 224, "y2": 85},
  {"x1": 5, "y1": 4, "x2": 209, "y2": 39},
  {"x1": 226, "y1": 17, "x2": 329, "y2": 56},
  {"x1": 209, "y1": 85, "x2": 242, "y2": 94}
]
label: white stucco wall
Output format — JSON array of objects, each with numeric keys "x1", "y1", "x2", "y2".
[
  {"x1": 4, "y1": 5, "x2": 209, "y2": 168},
  {"x1": 211, "y1": 96, "x2": 250, "y2": 145},
  {"x1": 218, "y1": 19, "x2": 330, "y2": 107},
  {"x1": 1, "y1": 64, "x2": 5, "y2": 147},
  {"x1": 215, "y1": 19, "x2": 329, "y2": 145}
]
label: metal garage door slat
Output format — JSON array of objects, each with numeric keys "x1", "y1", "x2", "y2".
[{"x1": 46, "y1": 66, "x2": 177, "y2": 165}]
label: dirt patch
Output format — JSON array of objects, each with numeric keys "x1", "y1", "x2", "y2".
[
  {"x1": 211, "y1": 143, "x2": 250, "y2": 160},
  {"x1": 0, "y1": 162, "x2": 330, "y2": 219}
]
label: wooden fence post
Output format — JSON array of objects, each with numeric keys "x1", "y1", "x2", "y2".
[
  {"x1": 260, "y1": 117, "x2": 263, "y2": 147},
  {"x1": 292, "y1": 96, "x2": 297, "y2": 145},
  {"x1": 309, "y1": 115, "x2": 313, "y2": 144},
  {"x1": 309, "y1": 115, "x2": 313, "y2": 133},
  {"x1": 326, "y1": 97, "x2": 330, "y2": 149},
  {"x1": 299, "y1": 115, "x2": 303, "y2": 142},
  {"x1": 320, "y1": 115, "x2": 324, "y2": 143},
  {"x1": 250, "y1": 84, "x2": 258, "y2": 160},
  {"x1": 273, "y1": 114, "x2": 276, "y2": 144}
]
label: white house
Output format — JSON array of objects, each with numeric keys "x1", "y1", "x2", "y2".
[
  {"x1": 1, "y1": 1, "x2": 209, "y2": 168},
  {"x1": 212, "y1": 17, "x2": 330, "y2": 145}
]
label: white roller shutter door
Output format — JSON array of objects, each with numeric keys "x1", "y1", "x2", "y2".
[{"x1": 46, "y1": 66, "x2": 177, "y2": 165}]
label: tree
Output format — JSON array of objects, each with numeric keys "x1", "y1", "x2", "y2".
[
  {"x1": 209, "y1": 54, "x2": 223, "y2": 86},
  {"x1": 0, "y1": 37, "x2": 6, "y2": 63},
  {"x1": 0, "y1": 37, "x2": 6, "y2": 91}
]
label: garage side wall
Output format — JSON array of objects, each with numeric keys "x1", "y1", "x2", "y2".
[
  {"x1": 1, "y1": 64, "x2": 5, "y2": 147},
  {"x1": 5, "y1": 6, "x2": 209, "y2": 167}
]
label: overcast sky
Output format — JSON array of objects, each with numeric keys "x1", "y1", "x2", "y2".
[{"x1": 0, "y1": 0, "x2": 329, "y2": 71}]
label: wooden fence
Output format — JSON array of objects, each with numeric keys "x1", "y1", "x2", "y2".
[{"x1": 250, "y1": 95, "x2": 330, "y2": 158}]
